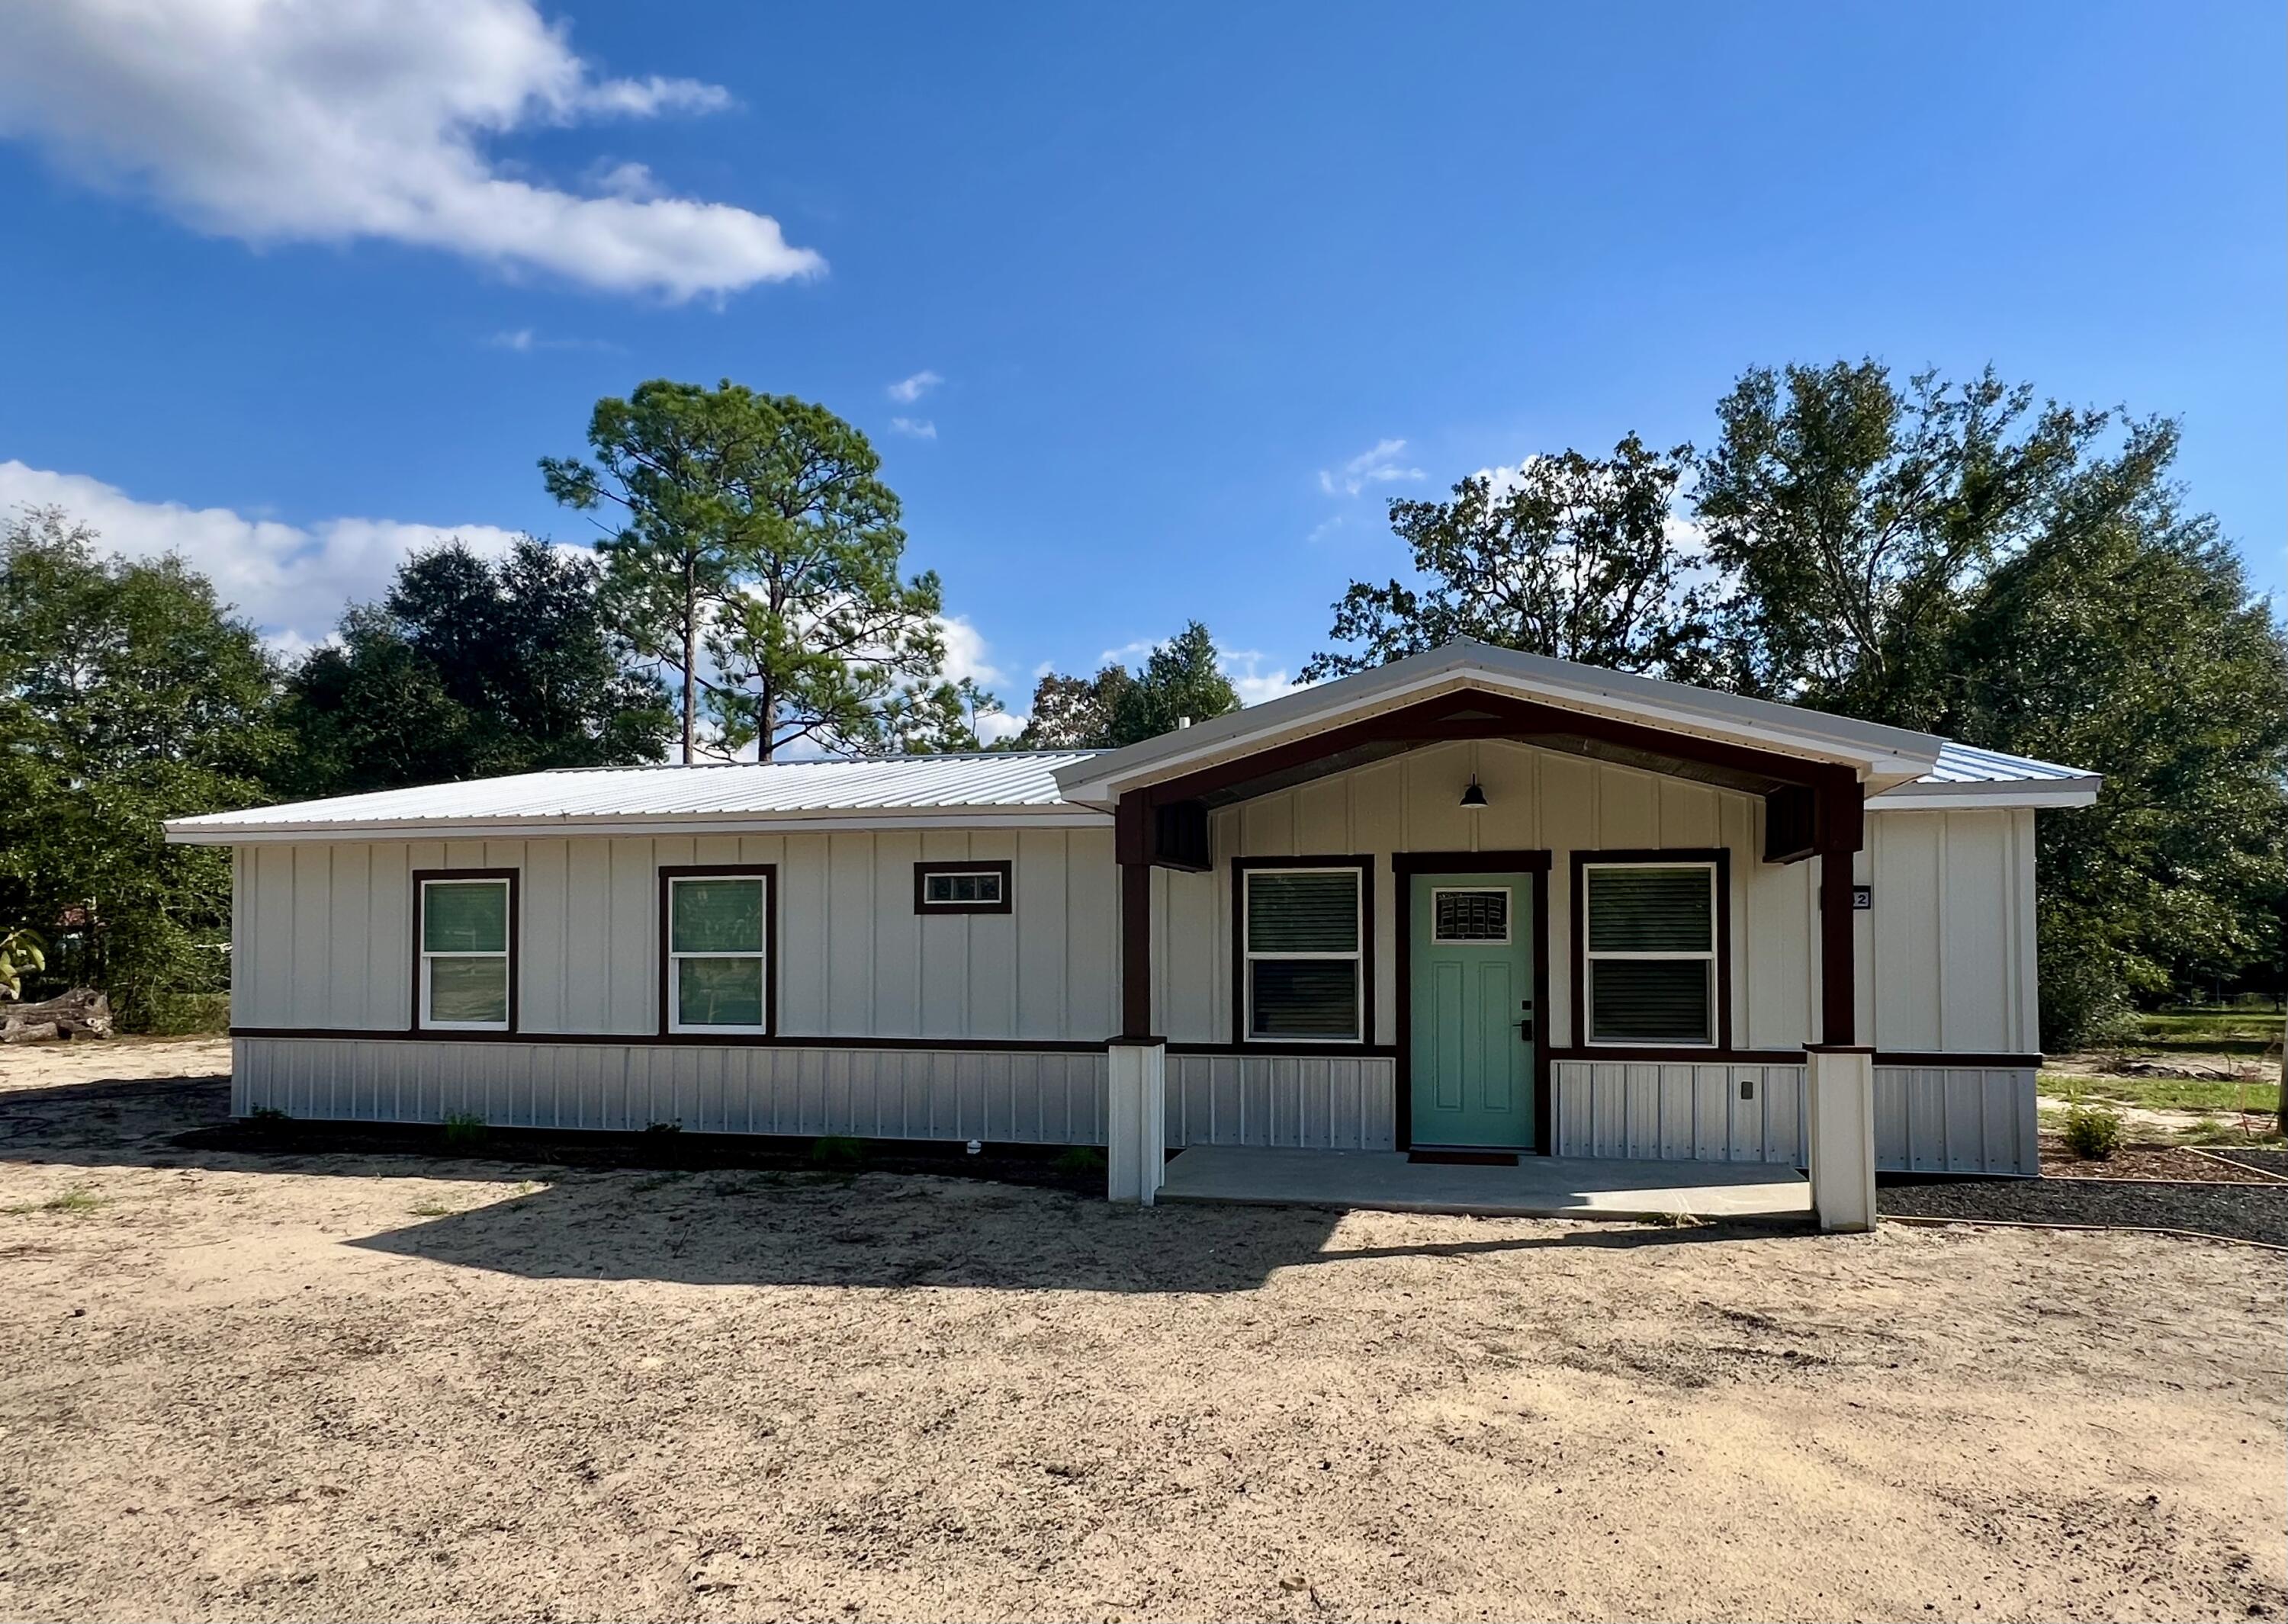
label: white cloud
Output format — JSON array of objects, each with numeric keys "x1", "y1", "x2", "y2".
[
  {"x1": 1319, "y1": 438, "x2": 1425, "y2": 498},
  {"x1": 889, "y1": 417, "x2": 937, "y2": 440},
  {"x1": 0, "y1": 0, "x2": 822, "y2": 301},
  {"x1": 1216, "y1": 647, "x2": 1309, "y2": 708},
  {"x1": 933, "y1": 615, "x2": 1023, "y2": 744},
  {"x1": 486, "y1": 326, "x2": 620, "y2": 353},
  {"x1": 0, "y1": 461, "x2": 522, "y2": 653},
  {"x1": 886, "y1": 371, "x2": 943, "y2": 404}
]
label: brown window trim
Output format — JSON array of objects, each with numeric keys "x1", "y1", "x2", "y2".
[
  {"x1": 1229, "y1": 854, "x2": 1377, "y2": 1048},
  {"x1": 657, "y1": 865, "x2": 779, "y2": 1038},
  {"x1": 1568, "y1": 848, "x2": 1732, "y2": 1053},
  {"x1": 912, "y1": 859, "x2": 1014, "y2": 915},
  {"x1": 410, "y1": 868, "x2": 520, "y2": 1035}
]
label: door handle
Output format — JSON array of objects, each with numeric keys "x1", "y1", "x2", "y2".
[{"x1": 1515, "y1": 1016, "x2": 1534, "y2": 1041}]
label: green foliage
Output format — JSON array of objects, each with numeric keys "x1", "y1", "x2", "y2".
[
  {"x1": 545, "y1": 379, "x2": 981, "y2": 761},
  {"x1": 808, "y1": 1134, "x2": 866, "y2": 1167},
  {"x1": 1015, "y1": 621, "x2": 1241, "y2": 748},
  {"x1": 1051, "y1": 1145, "x2": 1107, "y2": 1176},
  {"x1": 284, "y1": 536, "x2": 670, "y2": 795},
  {"x1": 0, "y1": 927, "x2": 43, "y2": 1001},
  {"x1": 442, "y1": 1112, "x2": 489, "y2": 1147},
  {"x1": 1305, "y1": 435, "x2": 1714, "y2": 682},
  {"x1": 1942, "y1": 427, "x2": 2288, "y2": 1048},
  {"x1": 0, "y1": 509, "x2": 283, "y2": 1029},
  {"x1": 2059, "y1": 1102, "x2": 2125, "y2": 1161},
  {"x1": 1695, "y1": 361, "x2": 2109, "y2": 729},
  {"x1": 247, "y1": 1106, "x2": 291, "y2": 1123}
]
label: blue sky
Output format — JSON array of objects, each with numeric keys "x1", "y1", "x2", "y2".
[{"x1": 0, "y1": 1, "x2": 2280, "y2": 722}]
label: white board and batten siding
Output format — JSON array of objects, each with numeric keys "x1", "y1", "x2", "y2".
[{"x1": 227, "y1": 742, "x2": 2041, "y2": 1173}]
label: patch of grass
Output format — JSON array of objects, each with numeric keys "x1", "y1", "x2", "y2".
[
  {"x1": 1052, "y1": 1145, "x2": 1107, "y2": 1176},
  {"x1": 246, "y1": 1106, "x2": 291, "y2": 1123},
  {"x1": 2039, "y1": 1070, "x2": 2284, "y2": 1115},
  {"x1": 1636, "y1": 1210, "x2": 1708, "y2": 1228},
  {"x1": 2061, "y1": 1102, "x2": 2125, "y2": 1161},
  {"x1": 642, "y1": 1119, "x2": 683, "y2": 1135},
  {"x1": 2176, "y1": 1115, "x2": 2288, "y2": 1147},
  {"x1": 407, "y1": 1198, "x2": 457, "y2": 1218},
  {"x1": 442, "y1": 1112, "x2": 488, "y2": 1147},
  {"x1": 4, "y1": 1186, "x2": 107, "y2": 1216},
  {"x1": 2126, "y1": 1009, "x2": 2283, "y2": 1056},
  {"x1": 808, "y1": 1135, "x2": 866, "y2": 1167}
]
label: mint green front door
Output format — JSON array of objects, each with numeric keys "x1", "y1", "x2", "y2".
[{"x1": 1409, "y1": 873, "x2": 1537, "y2": 1149}]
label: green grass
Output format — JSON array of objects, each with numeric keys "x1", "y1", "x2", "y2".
[
  {"x1": 407, "y1": 1198, "x2": 457, "y2": 1218},
  {"x1": 2177, "y1": 1115, "x2": 2287, "y2": 1147},
  {"x1": 3, "y1": 1186, "x2": 107, "y2": 1216},
  {"x1": 2041, "y1": 1070, "x2": 2286, "y2": 1115},
  {"x1": 2123, "y1": 1009, "x2": 2284, "y2": 1056}
]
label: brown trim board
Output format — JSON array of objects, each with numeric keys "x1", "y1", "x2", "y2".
[
  {"x1": 1391, "y1": 850, "x2": 1553, "y2": 1156},
  {"x1": 656, "y1": 864, "x2": 779, "y2": 1038},
  {"x1": 1568, "y1": 849, "x2": 1732, "y2": 1054},
  {"x1": 409, "y1": 868, "x2": 521, "y2": 1035},
  {"x1": 1229, "y1": 855, "x2": 1377, "y2": 1048}
]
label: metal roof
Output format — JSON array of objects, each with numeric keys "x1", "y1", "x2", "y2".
[
  {"x1": 1052, "y1": 638, "x2": 1952, "y2": 807},
  {"x1": 165, "y1": 735, "x2": 2096, "y2": 844}
]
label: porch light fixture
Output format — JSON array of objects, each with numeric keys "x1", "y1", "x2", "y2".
[{"x1": 1459, "y1": 775, "x2": 1489, "y2": 810}]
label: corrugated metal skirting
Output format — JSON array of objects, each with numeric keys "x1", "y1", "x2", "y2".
[
  {"x1": 1164, "y1": 1054, "x2": 1397, "y2": 1152},
  {"x1": 1553, "y1": 1060, "x2": 2037, "y2": 1176},
  {"x1": 234, "y1": 1038, "x2": 1107, "y2": 1145}
]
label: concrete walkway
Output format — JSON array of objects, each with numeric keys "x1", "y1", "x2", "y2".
[{"x1": 1158, "y1": 1145, "x2": 1812, "y2": 1221}]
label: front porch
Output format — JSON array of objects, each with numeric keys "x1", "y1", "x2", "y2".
[{"x1": 1158, "y1": 1144, "x2": 1813, "y2": 1222}]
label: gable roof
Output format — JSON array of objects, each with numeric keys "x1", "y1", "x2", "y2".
[
  {"x1": 1051, "y1": 639, "x2": 1948, "y2": 807},
  {"x1": 164, "y1": 644, "x2": 2100, "y2": 843}
]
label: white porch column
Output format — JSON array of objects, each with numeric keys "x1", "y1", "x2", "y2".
[
  {"x1": 1806, "y1": 1045, "x2": 1876, "y2": 1233},
  {"x1": 1106, "y1": 1041, "x2": 1166, "y2": 1205}
]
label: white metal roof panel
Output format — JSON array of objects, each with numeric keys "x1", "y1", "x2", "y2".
[{"x1": 164, "y1": 730, "x2": 2098, "y2": 843}]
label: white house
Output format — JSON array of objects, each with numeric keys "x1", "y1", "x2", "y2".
[{"x1": 165, "y1": 641, "x2": 2100, "y2": 1230}]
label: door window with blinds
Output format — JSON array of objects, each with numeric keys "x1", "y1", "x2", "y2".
[
  {"x1": 418, "y1": 876, "x2": 513, "y2": 1031},
  {"x1": 1582, "y1": 862, "x2": 1717, "y2": 1045},
  {"x1": 666, "y1": 874, "x2": 770, "y2": 1034},
  {"x1": 1242, "y1": 865, "x2": 1364, "y2": 1041}
]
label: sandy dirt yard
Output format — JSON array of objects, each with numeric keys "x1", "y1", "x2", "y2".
[{"x1": 0, "y1": 1040, "x2": 2282, "y2": 1623}]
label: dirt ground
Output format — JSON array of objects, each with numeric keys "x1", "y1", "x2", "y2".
[{"x1": 1, "y1": 1040, "x2": 2283, "y2": 1624}]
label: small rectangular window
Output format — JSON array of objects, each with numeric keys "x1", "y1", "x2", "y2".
[
  {"x1": 1432, "y1": 887, "x2": 1510, "y2": 944},
  {"x1": 914, "y1": 861, "x2": 1012, "y2": 914},
  {"x1": 1583, "y1": 863, "x2": 1716, "y2": 1045},
  {"x1": 1244, "y1": 866, "x2": 1362, "y2": 1041},
  {"x1": 668, "y1": 875, "x2": 768, "y2": 1033},
  {"x1": 419, "y1": 876, "x2": 512, "y2": 1030}
]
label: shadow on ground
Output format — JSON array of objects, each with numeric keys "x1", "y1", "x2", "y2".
[{"x1": 3, "y1": 1070, "x2": 1802, "y2": 1294}]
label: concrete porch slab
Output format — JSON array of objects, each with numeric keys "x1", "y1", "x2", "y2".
[{"x1": 1158, "y1": 1145, "x2": 1812, "y2": 1221}]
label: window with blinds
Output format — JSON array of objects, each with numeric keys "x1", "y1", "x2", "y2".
[
  {"x1": 1243, "y1": 867, "x2": 1362, "y2": 1041},
  {"x1": 1583, "y1": 863, "x2": 1715, "y2": 1045},
  {"x1": 667, "y1": 875, "x2": 768, "y2": 1033},
  {"x1": 419, "y1": 877, "x2": 511, "y2": 1029}
]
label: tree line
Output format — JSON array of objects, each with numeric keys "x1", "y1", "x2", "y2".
[{"x1": 1, "y1": 361, "x2": 2280, "y2": 1045}]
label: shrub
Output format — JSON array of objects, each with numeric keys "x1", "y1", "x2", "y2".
[
  {"x1": 1052, "y1": 1146, "x2": 1107, "y2": 1176},
  {"x1": 246, "y1": 1105, "x2": 289, "y2": 1123},
  {"x1": 442, "y1": 1112, "x2": 488, "y2": 1147},
  {"x1": 2061, "y1": 1102, "x2": 2124, "y2": 1160},
  {"x1": 808, "y1": 1134, "x2": 866, "y2": 1167}
]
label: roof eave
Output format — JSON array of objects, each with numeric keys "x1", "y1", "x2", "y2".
[
  {"x1": 162, "y1": 804, "x2": 1112, "y2": 845},
  {"x1": 1869, "y1": 777, "x2": 2103, "y2": 811}
]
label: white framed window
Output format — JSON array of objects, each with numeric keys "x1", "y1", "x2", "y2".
[
  {"x1": 1582, "y1": 862, "x2": 1717, "y2": 1045},
  {"x1": 914, "y1": 861, "x2": 1011, "y2": 913},
  {"x1": 418, "y1": 876, "x2": 512, "y2": 1031},
  {"x1": 667, "y1": 873, "x2": 770, "y2": 1035},
  {"x1": 1432, "y1": 886, "x2": 1512, "y2": 945},
  {"x1": 1242, "y1": 865, "x2": 1364, "y2": 1042}
]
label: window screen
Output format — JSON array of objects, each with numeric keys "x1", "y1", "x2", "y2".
[
  {"x1": 668, "y1": 875, "x2": 767, "y2": 1032},
  {"x1": 1583, "y1": 864, "x2": 1715, "y2": 1045},
  {"x1": 1244, "y1": 868, "x2": 1361, "y2": 1041},
  {"x1": 1433, "y1": 888, "x2": 1509, "y2": 943},
  {"x1": 419, "y1": 878, "x2": 510, "y2": 1029}
]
